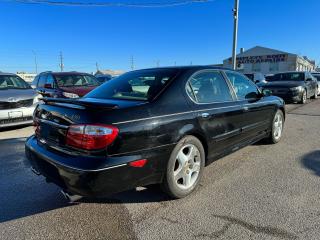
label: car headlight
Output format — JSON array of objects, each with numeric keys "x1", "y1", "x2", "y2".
[
  {"x1": 33, "y1": 94, "x2": 41, "y2": 104},
  {"x1": 62, "y1": 92, "x2": 79, "y2": 98},
  {"x1": 290, "y1": 86, "x2": 303, "y2": 92}
]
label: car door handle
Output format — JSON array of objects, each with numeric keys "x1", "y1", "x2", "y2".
[{"x1": 200, "y1": 113, "x2": 210, "y2": 118}]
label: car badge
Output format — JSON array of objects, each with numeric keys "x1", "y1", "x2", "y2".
[{"x1": 7, "y1": 97, "x2": 17, "y2": 102}]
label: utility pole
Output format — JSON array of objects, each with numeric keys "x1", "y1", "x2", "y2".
[
  {"x1": 130, "y1": 55, "x2": 135, "y2": 70},
  {"x1": 32, "y1": 50, "x2": 38, "y2": 74},
  {"x1": 231, "y1": 0, "x2": 239, "y2": 70},
  {"x1": 156, "y1": 60, "x2": 160, "y2": 68},
  {"x1": 59, "y1": 51, "x2": 64, "y2": 72},
  {"x1": 96, "y1": 62, "x2": 99, "y2": 72}
]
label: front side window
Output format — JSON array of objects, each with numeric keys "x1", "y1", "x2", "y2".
[
  {"x1": 0, "y1": 75, "x2": 31, "y2": 89},
  {"x1": 85, "y1": 69, "x2": 179, "y2": 101},
  {"x1": 226, "y1": 71, "x2": 260, "y2": 100},
  {"x1": 45, "y1": 74, "x2": 55, "y2": 88},
  {"x1": 187, "y1": 71, "x2": 233, "y2": 103},
  {"x1": 38, "y1": 74, "x2": 47, "y2": 87},
  {"x1": 54, "y1": 74, "x2": 99, "y2": 87}
]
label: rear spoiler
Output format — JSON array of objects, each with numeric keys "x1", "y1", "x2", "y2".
[{"x1": 40, "y1": 98, "x2": 118, "y2": 109}]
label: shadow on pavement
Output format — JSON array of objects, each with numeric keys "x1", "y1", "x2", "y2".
[
  {"x1": 0, "y1": 138, "x2": 71, "y2": 223},
  {"x1": 83, "y1": 185, "x2": 171, "y2": 205},
  {"x1": 301, "y1": 150, "x2": 320, "y2": 176}
]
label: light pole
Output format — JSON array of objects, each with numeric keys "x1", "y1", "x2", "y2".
[
  {"x1": 231, "y1": 0, "x2": 239, "y2": 70},
  {"x1": 32, "y1": 50, "x2": 38, "y2": 74}
]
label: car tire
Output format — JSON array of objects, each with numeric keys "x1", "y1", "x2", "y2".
[
  {"x1": 311, "y1": 87, "x2": 318, "y2": 99},
  {"x1": 161, "y1": 136, "x2": 205, "y2": 199},
  {"x1": 299, "y1": 89, "x2": 307, "y2": 104},
  {"x1": 267, "y1": 110, "x2": 284, "y2": 144}
]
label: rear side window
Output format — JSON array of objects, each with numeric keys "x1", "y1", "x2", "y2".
[
  {"x1": 85, "y1": 69, "x2": 179, "y2": 101},
  {"x1": 38, "y1": 74, "x2": 47, "y2": 87},
  {"x1": 187, "y1": 71, "x2": 233, "y2": 103},
  {"x1": 226, "y1": 71, "x2": 259, "y2": 100}
]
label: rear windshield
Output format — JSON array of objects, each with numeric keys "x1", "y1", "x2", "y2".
[
  {"x1": 54, "y1": 74, "x2": 99, "y2": 87},
  {"x1": 0, "y1": 75, "x2": 31, "y2": 89},
  {"x1": 271, "y1": 72, "x2": 304, "y2": 81},
  {"x1": 85, "y1": 69, "x2": 179, "y2": 101}
]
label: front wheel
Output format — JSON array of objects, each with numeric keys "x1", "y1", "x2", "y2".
[
  {"x1": 161, "y1": 136, "x2": 205, "y2": 199},
  {"x1": 299, "y1": 89, "x2": 307, "y2": 104},
  {"x1": 267, "y1": 110, "x2": 284, "y2": 144}
]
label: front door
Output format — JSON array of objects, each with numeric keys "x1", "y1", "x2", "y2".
[
  {"x1": 224, "y1": 71, "x2": 276, "y2": 141},
  {"x1": 186, "y1": 70, "x2": 244, "y2": 160}
]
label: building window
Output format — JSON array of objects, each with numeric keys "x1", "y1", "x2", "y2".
[
  {"x1": 252, "y1": 63, "x2": 261, "y2": 72},
  {"x1": 269, "y1": 62, "x2": 279, "y2": 72}
]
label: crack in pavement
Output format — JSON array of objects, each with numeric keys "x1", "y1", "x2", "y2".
[
  {"x1": 194, "y1": 223, "x2": 232, "y2": 239},
  {"x1": 211, "y1": 214, "x2": 298, "y2": 239}
]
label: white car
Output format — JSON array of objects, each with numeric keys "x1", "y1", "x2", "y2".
[
  {"x1": 0, "y1": 73, "x2": 39, "y2": 128},
  {"x1": 311, "y1": 72, "x2": 320, "y2": 95}
]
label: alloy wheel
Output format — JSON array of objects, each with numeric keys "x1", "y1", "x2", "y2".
[
  {"x1": 273, "y1": 112, "x2": 283, "y2": 141},
  {"x1": 173, "y1": 144, "x2": 201, "y2": 190}
]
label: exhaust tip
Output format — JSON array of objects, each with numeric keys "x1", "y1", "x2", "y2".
[{"x1": 61, "y1": 190, "x2": 83, "y2": 203}]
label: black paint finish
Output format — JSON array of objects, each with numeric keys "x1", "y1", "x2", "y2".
[{"x1": 25, "y1": 66, "x2": 285, "y2": 197}]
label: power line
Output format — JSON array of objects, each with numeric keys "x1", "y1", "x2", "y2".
[{"x1": 8, "y1": 0, "x2": 214, "y2": 8}]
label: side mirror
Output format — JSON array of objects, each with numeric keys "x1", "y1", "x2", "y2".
[
  {"x1": 262, "y1": 89, "x2": 272, "y2": 97},
  {"x1": 44, "y1": 83, "x2": 53, "y2": 89}
]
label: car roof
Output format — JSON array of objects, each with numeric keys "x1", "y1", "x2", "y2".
[
  {"x1": 130, "y1": 65, "x2": 233, "y2": 73},
  {"x1": 0, "y1": 72, "x2": 17, "y2": 76},
  {"x1": 40, "y1": 71, "x2": 92, "y2": 76}
]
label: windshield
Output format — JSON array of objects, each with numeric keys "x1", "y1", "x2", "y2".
[
  {"x1": 54, "y1": 74, "x2": 99, "y2": 87},
  {"x1": 85, "y1": 69, "x2": 179, "y2": 101},
  {"x1": 312, "y1": 74, "x2": 320, "y2": 81},
  {"x1": 271, "y1": 72, "x2": 304, "y2": 81},
  {"x1": 0, "y1": 75, "x2": 31, "y2": 89}
]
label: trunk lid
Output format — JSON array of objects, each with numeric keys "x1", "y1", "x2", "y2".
[{"x1": 34, "y1": 97, "x2": 144, "y2": 152}]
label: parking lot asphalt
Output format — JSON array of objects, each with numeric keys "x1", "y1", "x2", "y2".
[{"x1": 0, "y1": 100, "x2": 319, "y2": 240}]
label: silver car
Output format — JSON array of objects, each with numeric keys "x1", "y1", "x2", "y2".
[{"x1": 0, "y1": 73, "x2": 39, "y2": 128}]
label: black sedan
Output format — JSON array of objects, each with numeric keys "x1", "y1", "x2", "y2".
[
  {"x1": 25, "y1": 66, "x2": 285, "y2": 199},
  {"x1": 259, "y1": 71, "x2": 318, "y2": 104}
]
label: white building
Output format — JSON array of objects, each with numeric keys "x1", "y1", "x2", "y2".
[
  {"x1": 223, "y1": 46, "x2": 316, "y2": 75},
  {"x1": 16, "y1": 72, "x2": 37, "y2": 83}
]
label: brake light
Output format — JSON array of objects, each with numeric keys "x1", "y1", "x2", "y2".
[{"x1": 66, "y1": 124, "x2": 119, "y2": 150}]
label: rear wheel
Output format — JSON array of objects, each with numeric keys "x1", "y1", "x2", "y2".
[
  {"x1": 299, "y1": 89, "x2": 307, "y2": 104},
  {"x1": 311, "y1": 87, "x2": 318, "y2": 99},
  {"x1": 161, "y1": 136, "x2": 205, "y2": 198},
  {"x1": 267, "y1": 110, "x2": 284, "y2": 144}
]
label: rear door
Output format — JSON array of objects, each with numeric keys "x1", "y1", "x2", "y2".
[
  {"x1": 225, "y1": 71, "x2": 276, "y2": 141},
  {"x1": 186, "y1": 70, "x2": 244, "y2": 159}
]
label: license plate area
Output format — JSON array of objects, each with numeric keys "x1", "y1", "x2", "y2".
[
  {"x1": 8, "y1": 111, "x2": 23, "y2": 119},
  {"x1": 39, "y1": 121, "x2": 67, "y2": 145}
]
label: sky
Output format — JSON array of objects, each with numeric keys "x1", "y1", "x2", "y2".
[{"x1": 0, "y1": 0, "x2": 319, "y2": 73}]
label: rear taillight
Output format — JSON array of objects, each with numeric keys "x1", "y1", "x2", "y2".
[
  {"x1": 66, "y1": 124, "x2": 119, "y2": 150},
  {"x1": 33, "y1": 118, "x2": 40, "y2": 136}
]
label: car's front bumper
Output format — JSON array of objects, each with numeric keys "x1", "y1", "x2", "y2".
[
  {"x1": 267, "y1": 91, "x2": 302, "y2": 103},
  {"x1": 25, "y1": 135, "x2": 172, "y2": 197},
  {"x1": 0, "y1": 105, "x2": 36, "y2": 128}
]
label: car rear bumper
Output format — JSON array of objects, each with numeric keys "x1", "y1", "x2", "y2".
[
  {"x1": 0, "y1": 106, "x2": 36, "y2": 128},
  {"x1": 25, "y1": 135, "x2": 173, "y2": 197}
]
